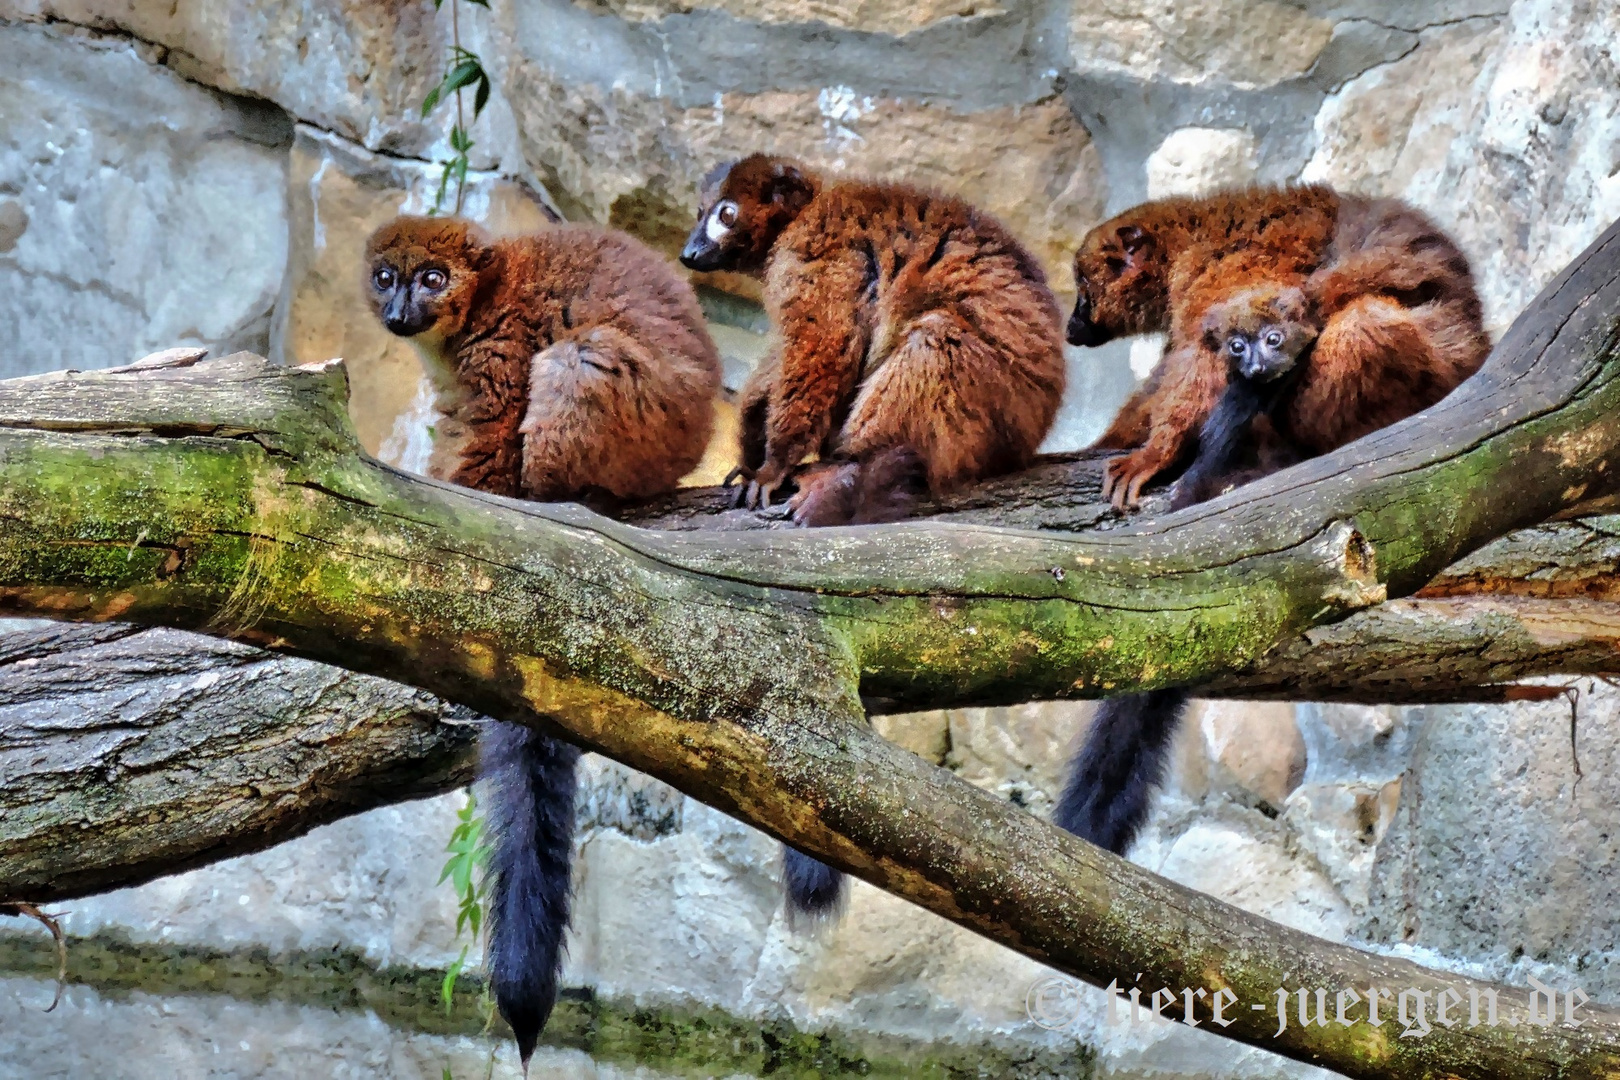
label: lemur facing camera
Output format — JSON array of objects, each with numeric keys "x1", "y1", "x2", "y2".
[
  {"x1": 1171, "y1": 283, "x2": 1318, "y2": 509},
  {"x1": 1067, "y1": 186, "x2": 1489, "y2": 508},
  {"x1": 679, "y1": 152, "x2": 1068, "y2": 913},
  {"x1": 365, "y1": 215, "x2": 722, "y2": 1071},
  {"x1": 1057, "y1": 189, "x2": 1490, "y2": 858},
  {"x1": 1054, "y1": 281, "x2": 1322, "y2": 854}
]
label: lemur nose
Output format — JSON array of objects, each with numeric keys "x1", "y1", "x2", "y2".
[{"x1": 1066, "y1": 295, "x2": 1099, "y2": 346}]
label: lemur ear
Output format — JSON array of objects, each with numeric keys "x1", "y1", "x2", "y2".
[
  {"x1": 463, "y1": 225, "x2": 497, "y2": 271},
  {"x1": 1118, "y1": 224, "x2": 1153, "y2": 257},
  {"x1": 767, "y1": 163, "x2": 814, "y2": 213}
]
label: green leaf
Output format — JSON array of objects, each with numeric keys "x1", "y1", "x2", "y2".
[
  {"x1": 434, "y1": 160, "x2": 454, "y2": 213},
  {"x1": 472, "y1": 74, "x2": 490, "y2": 119},
  {"x1": 421, "y1": 84, "x2": 443, "y2": 119},
  {"x1": 443, "y1": 59, "x2": 483, "y2": 95},
  {"x1": 442, "y1": 945, "x2": 470, "y2": 1014}
]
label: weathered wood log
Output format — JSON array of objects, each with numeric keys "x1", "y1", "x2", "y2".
[
  {"x1": 5, "y1": 215, "x2": 1620, "y2": 1078},
  {"x1": 0, "y1": 622, "x2": 477, "y2": 901}
]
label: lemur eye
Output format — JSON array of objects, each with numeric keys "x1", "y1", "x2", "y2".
[
  {"x1": 716, "y1": 201, "x2": 739, "y2": 228},
  {"x1": 373, "y1": 267, "x2": 395, "y2": 290},
  {"x1": 1264, "y1": 330, "x2": 1285, "y2": 349},
  {"x1": 1228, "y1": 337, "x2": 1248, "y2": 357},
  {"x1": 420, "y1": 269, "x2": 448, "y2": 290}
]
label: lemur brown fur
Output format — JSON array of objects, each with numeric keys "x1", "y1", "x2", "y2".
[
  {"x1": 1067, "y1": 188, "x2": 1489, "y2": 507},
  {"x1": 365, "y1": 216, "x2": 721, "y2": 502},
  {"x1": 364, "y1": 215, "x2": 721, "y2": 1070},
  {"x1": 680, "y1": 154, "x2": 1067, "y2": 526}
]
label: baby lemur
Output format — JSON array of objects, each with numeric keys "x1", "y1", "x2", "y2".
[
  {"x1": 1171, "y1": 284, "x2": 1317, "y2": 508},
  {"x1": 366, "y1": 216, "x2": 721, "y2": 1070},
  {"x1": 681, "y1": 154, "x2": 1067, "y2": 528},
  {"x1": 1057, "y1": 282, "x2": 1322, "y2": 855},
  {"x1": 1067, "y1": 187, "x2": 1489, "y2": 508},
  {"x1": 679, "y1": 153, "x2": 1067, "y2": 913}
]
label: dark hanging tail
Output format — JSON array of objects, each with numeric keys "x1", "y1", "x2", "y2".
[
  {"x1": 482, "y1": 721, "x2": 581, "y2": 1069},
  {"x1": 1053, "y1": 690, "x2": 1189, "y2": 854},
  {"x1": 783, "y1": 847, "x2": 846, "y2": 919}
]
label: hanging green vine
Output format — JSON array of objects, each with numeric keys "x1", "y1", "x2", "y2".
[
  {"x1": 423, "y1": 0, "x2": 494, "y2": 214},
  {"x1": 438, "y1": 788, "x2": 497, "y2": 1077},
  {"x1": 423, "y1": 8, "x2": 499, "y2": 1073},
  {"x1": 439, "y1": 787, "x2": 494, "y2": 1011}
]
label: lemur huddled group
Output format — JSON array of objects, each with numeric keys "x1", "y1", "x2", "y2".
[{"x1": 364, "y1": 153, "x2": 1489, "y2": 1068}]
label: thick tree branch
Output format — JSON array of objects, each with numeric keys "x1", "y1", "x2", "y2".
[
  {"x1": 3, "y1": 517, "x2": 1616, "y2": 906},
  {"x1": 0, "y1": 622, "x2": 477, "y2": 901},
  {"x1": 3, "y1": 218, "x2": 1620, "y2": 1078}
]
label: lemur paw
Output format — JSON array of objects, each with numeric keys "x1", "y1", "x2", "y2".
[
  {"x1": 1101, "y1": 450, "x2": 1166, "y2": 510},
  {"x1": 729, "y1": 457, "x2": 801, "y2": 511},
  {"x1": 721, "y1": 465, "x2": 754, "y2": 508},
  {"x1": 743, "y1": 468, "x2": 789, "y2": 511},
  {"x1": 787, "y1": 463, "x2": 859, "y2": 527}
]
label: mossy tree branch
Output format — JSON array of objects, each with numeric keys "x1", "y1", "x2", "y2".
[{"x1": 4, "y1": 218, "x2": 1620, "y2": 1077}]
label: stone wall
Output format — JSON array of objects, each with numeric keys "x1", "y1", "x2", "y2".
[{"x1": 3, "y1": 1, "x2": 1620, "y2": 1077}]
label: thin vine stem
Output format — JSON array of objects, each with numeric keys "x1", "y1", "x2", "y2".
[{"x1": 422, "y1": 0, "x2": 492, "y2": 215}]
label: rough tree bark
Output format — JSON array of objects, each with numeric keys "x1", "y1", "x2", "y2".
[
  {"x1": 3, "y1": 218, "x2": 1620, "y2": 1078},
  {"x1": 0, "y1": 622, "x2": 478, "y2": 902}
]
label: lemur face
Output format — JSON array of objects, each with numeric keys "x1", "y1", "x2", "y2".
[
  {"x1": 364, "y1": 216, "x2": 487, "y2": 340},
  {"x1": 1223, "y1": 323, "x2": 1298, "y2": 381},
  {"x1": 1201, "y1": 285, "x2": 1320, "y2": 382},
  {"x1": 1068, "y1": 220, "x2": 1163, "y2": 347},
  {"x1": 680, "y1": 155, "x2": 817, "y2": 275}
]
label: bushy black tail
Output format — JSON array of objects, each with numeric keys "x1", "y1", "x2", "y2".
[
  {"x1": 1053, "y1": 690, "x2": 1188, "y2": 854},
  {"x1": 783, "y1": 846, "x2": 845, "y2": 919},
  {"x1": 483, "y1": 721, "x2": 581, "y2": 1069}
]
